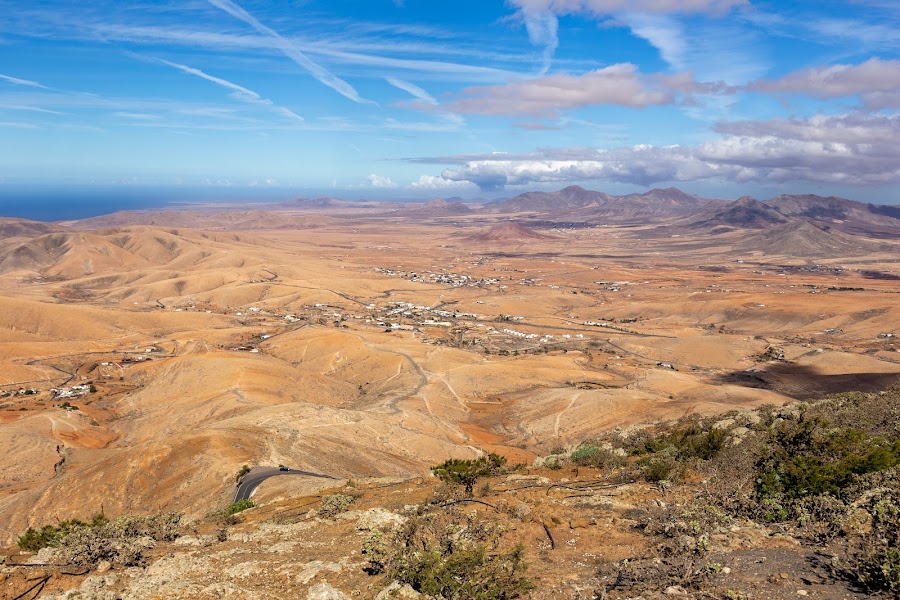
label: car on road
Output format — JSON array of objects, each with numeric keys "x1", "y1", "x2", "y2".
[{"x1": 279, "y1": 466, "x2": 289, "y2": 471}]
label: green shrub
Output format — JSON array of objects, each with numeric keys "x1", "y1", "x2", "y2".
[
  {"x1": 17, "y1": 515, "x2": 107, "y2": 552},
  {"x1": 57, "y1": 513, "x2": 182, "y2": 568},
  {"x1": 639, "y1": 452, "x2": 678, "y2": 482},
  {"x1": 843, "y1": 488, "x2": 900, "y2": 592},
  {"x1": 226, "y1": 500, "x2": 255, "y2": 515},
  {"x1": 638, "y1": 423, "x2": 728, "y2": 461},
  {"x1": 754, "y1": 418, "x2": 900, "y2": 505},
  {"x1": 431, "y1": 453, "x2": 507, "y2": 495},
  {"x1": 17, "y1": 524, "x2": 70, "y2": 552},
  {"x1": 207, "y1": 508, "x2": 239, "y2": 526},
  {"x1": 319, "y1": 493, "x2": 354, "y2": 517},
  {"x1": 235, "y1": 465, "x2": 251, "y2": 482},
  {"x1": 363, "y1": 509, "x2": 533, "y2": 599},
  {"x1": 570, "y1": 445, "x2": 624, "y2": 469}
]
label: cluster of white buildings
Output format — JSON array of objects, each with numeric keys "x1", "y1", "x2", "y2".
[
  {"x1": 50, "y1": 384, "x2": 91, "y2": 398},
  {"x1": 374, "y1": 267, "x2": 499, "y2": 288}
]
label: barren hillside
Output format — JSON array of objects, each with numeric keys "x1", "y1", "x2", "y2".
[{"x1": 0, "y1": 193, "x2": 897, "y2": 573}]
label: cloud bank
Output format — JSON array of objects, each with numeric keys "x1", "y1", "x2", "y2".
[{"x1": 421, "y1": 112, "x2": 900, "y2": 190}]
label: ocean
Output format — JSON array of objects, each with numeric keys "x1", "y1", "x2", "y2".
[{"x1": 0, "y1": 185, "x2": 298, "y2": 222}]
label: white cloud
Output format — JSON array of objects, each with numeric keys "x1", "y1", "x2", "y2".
[
  {"x1": 749, "y1": 58, "x2": 900, "y2": 108},
  {"x1": 508, "y1": 0, "x2": 746, "y2": 13},
  {"x1": 507, "y1": 0, "x2": 747, "y2": 71},
  {"x1": 410, "y1": 175, "x2": 478, "y2": 191},
  {"x1": 368, "y1": 174, "x2": 397, "y2": 188},
  {"x1": 449, "y1": 63, "x2": 672, "y2": 115},
  {"x1": 619, "y1": 13, "x2": 685, "y2": 69},
  {"x1": 518, "y1": 6, "x2": 559, "y2": 73},
  {"x1": 714, "y1": 112, "x2": 900, "y2": 144}
]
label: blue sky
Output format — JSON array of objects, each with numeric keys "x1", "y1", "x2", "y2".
[{"x1": 0, "y1": 0, "x2": 898, "y2": 202}]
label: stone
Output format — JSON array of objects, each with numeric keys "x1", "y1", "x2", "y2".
[
  {"x1": 664, "y1": 585, "x2": 688, "y2": 595},
  {"x1": 743, "y1": 412, "x2": 762, "y2": 426},
  {"x1": 96, "y1": 560, "x2": 112, "y2": 574},
  {"x1": 511, "y1": 502, "x2": 531, "y2": 520},
  {"x1": 375, "y1": 581, "x2": 423, "y2": 599},
  {"x1": 730, "y1": 426, "x2": 750, "y2": 438},
  {"x1": 569, "y1": 517, "x2": 591, "y2": 529},
  {"x1": 307, "y1": 582, "x2": 350, "y2": 600},
  {"x1": 27, "y1": 547, "x2": 57, "y2": 565},
  {"x1": 296, "y1": 561, "x2": 344, "y2": 585},
  {"x1": 355, "y1": 508, "x2": 405, "y2": 532}
]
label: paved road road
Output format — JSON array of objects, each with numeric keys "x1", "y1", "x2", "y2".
[{"x1": 233, "y1": 467, "x2": 336, "y2": 503}]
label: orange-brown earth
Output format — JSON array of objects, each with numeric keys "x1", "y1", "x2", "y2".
[{"x1": 0, "y1": 201, "x2": 898, "y2": 550}]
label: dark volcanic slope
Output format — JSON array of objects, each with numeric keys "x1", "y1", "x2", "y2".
[
  {"x1": 577, "y1": 187, "x2": 710, "y2": 222},
  {"x1": 675, "y1": 194, "x2": 900, "y2": 236},
  {"x1": 642, "y1": 192, "x2": 900, "y2": 256},
  {"x1": 484, "y1": 185, "x2": 611, "y2": 213},
  {"x1": 685, "y1": 197, "x2": 789, "y2": 231},
  {"x1": 465, "y1": 222, "x2": 559, "y2": 242},
  {"x1": 483, "y1": 186, "x2": 711, "y2": 223},
  {"x1": 764, "y1": 194, "x2": 900, "y2": 236},
  {"x1": 742, "y1": 220, "x2": 872, "y2": 257},
  {"x1": 393, "y1": 198, "x2": 475, "y2": 217}
]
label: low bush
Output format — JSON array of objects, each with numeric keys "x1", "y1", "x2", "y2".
[
  {"x1": 57, "y1": 513, "x2": 182, "y2": 568},
  {"x1": 754, "y1": 416, "x2": 900, "y2": 508},
  {"x1": 636, "y1": 423, "x2": 728, "y2": 462},
  {"x1": 226, "y1": 499, "x2": 255, "y2": 515},
  {"x1": 840, "y1": 484, "x2": 900, "y2": 592},
  {"x1": 235, "y1": 465, "x2": 251, "y2": 482},
  {"x1": 570, "y1": 444, "x2": 624, "y2": 469},
  {"x1": 207, "y1": 508, "x2": 239, "y2": 526},
  {"x1": 363, "y1": 508, "x2": 533, "y2": 599},
  {"x1": 431, "y1": 453, "x2": 507, "y2": 495},
  {"x1": 639, "y1": 451, "x2": 679, "y2": 483},
  {"x1": 17, "y1": 514, "x2": 108, "y2": 552},
  {"x1": 318, "y1": 493, "x2": 354, "y2": 517}
]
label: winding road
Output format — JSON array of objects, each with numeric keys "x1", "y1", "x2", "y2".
[{"x1": 233, "y1": 467, "x2": 336, "y2": 503}]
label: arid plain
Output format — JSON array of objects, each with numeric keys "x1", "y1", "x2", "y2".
[{"x1": 1, "y1": 189, "x2": 899, "y2": 545}]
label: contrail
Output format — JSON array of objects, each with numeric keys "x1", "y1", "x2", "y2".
[
  {"x1": 0, "y1": 73, "x2": 49, "y2": 89},
  {"x1": 207, "y1": 0, "x2": 373, "y2": 105},
  {"x1": 156, "y1": 58, "x2": 304, "y2": 122},
  {"x1": 386, "y1": 77, "x2": 438, "y2": 105}
]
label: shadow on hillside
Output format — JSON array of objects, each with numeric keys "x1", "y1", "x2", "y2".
[{"x1": 713, "y1": 362, "x2": 900, "y2": 400}]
